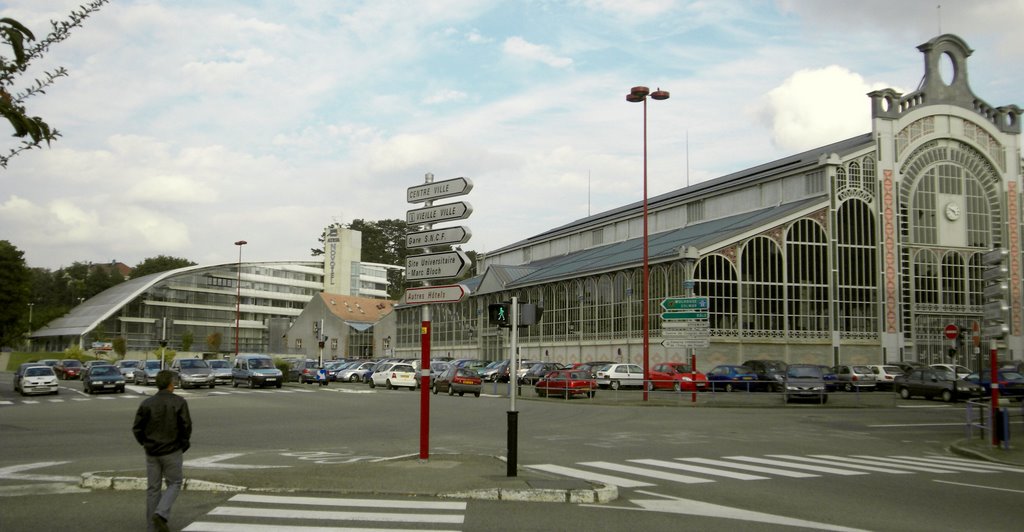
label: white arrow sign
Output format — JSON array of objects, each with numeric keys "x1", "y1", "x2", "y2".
[
  {"x1": 184, "y1": 453, "x2": 288, "y2": 470},
  {"x1": 406, "y1": 201, "x2": 473, "y2": 225},
  {"x1": 407, "y1": 176, "x2": 473, "y2": 203},
  {"x1": 406, "y1": 226, "x2": 472, "y2": 249},
  {"x1": 404, "y1": 284, "x2": 468, "y2": 304},
  {"x1": 405, "y1": 250, "x2": 472, "y2": 281},
  {"x1": 662, "y1": 338, "x2": 710, "y2": 348}
]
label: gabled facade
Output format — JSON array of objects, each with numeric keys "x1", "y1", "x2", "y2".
[
  {"x1": 395, "y1": 35, "x2": 1022, "y2": 371},
  {"x1": 285, "y1": 293, "x2": 396, "y2": 361}
]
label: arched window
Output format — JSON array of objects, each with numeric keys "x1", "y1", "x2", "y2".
[
  {"x1": 837, "y1": 199, "x2": 878, "y2": 334},
  {"x1": 786, "y1": 219, "x2": 828, "y2": 334},
  {"x1": 913, "y1": 250, "x2": 939, "y2": 306},
  {"x1": 740, "y1": 236, "x2": 784, "y2": 334},
  {"x1": 696, "y1": 254, "x2": 738, "y2": 333},
  {"x1": 940, "y1": 252, "x2": 966, "y2": 307}
]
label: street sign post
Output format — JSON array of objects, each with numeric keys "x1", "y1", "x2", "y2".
[
  {"x1": 406, "y1": 226, "x2": 471, "y2": 249},
  {"x1": 944, "y1": 324, "x2": 959, "y2": 340},
  {"x1": 407, "y1": 177, "x2": 474, "y2": 203},
  {"x1": 661, "y1": 311, "x2": 709, "y2": 320},
  {"x1": 404, "y1": 284, "x2": 467, "y2": 305},
  {"x1": 660, "y1": 296, "x2": 709, "y2": 311},
  {"x1": 406, "y1": 201, "x2": 473, "y2": 225},
  {"x1": 405, "y1": 249, "x2": 472, "y2": 282},
  {"x1": 662, "y1": 338, "x2": 710, "y2": 348}
]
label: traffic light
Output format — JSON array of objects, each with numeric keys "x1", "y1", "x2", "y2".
[
  {"x1": 488, "y1": 302, "x2": 511, "y2": 328},
  {"x1": 519, "y1": 304, "x2": 544, "y2": 326}
]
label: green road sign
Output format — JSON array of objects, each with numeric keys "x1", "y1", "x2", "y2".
[
  {"x1": 661, "y1": 311, "x2": 709, "y2": 320},
  {"x1": 660, "y1": 297, "x2": 709, "y2": 311}
]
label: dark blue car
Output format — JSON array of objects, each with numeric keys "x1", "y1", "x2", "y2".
[
  {"x1": 706, "y1": 365, "x2": 759, "y2": 392},
  {"x1": 964, "y1": 370, "x2": 1024, "y2": 400}
]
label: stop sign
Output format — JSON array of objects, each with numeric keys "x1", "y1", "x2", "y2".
[{"x1": 944, "y1": 324, "x2": 959, "y2": 340}]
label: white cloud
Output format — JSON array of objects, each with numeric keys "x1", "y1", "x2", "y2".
[
  {"x1": 502, "y1": 36, "x2": 573, "y2": 68},
  {"x1": 422, "y1": 89, "x2": 468, "y2": 105},
  {"x1": 756, "y1": 65, "x2": 890, "y2": 152}
]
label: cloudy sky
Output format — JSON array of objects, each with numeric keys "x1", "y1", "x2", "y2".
[{"x1": 1, "y1": 0, "x2": 1021, "y2": 271}]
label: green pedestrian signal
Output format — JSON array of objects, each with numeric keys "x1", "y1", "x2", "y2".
[{"x1": 488, "y1": 303, "x2": 511, "y2": 328}]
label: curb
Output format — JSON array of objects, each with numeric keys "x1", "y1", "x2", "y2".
[{"x1": 77, "y1": 472, "x2": 616, "y2": 504}]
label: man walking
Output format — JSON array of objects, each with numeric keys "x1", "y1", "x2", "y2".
[{"x1": 133, "y1": 369, "x2": 192, "y2": 532}]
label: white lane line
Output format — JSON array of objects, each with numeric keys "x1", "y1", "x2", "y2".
[
  {"x1": 722, "y1": 456, "x2": 867, "y2": 476},
  {"x1": 675, "y1": 457, "x2": 818, "y2": 478},
  {"x1": 525, "y1": 464, "x2": 654, "y2": 487},
  {"x1": 765, "y1": 455, "x2": 912, "y2": 474},
  {"x1": 185, "y1": 522, "x2": 456, "y2": 532},
  {"x1": 229, "y1": 494, "x2": 466, "y2": 510},
  {"x1": 886, "y1": 455, "x2": 1019, "y2": 472},
  {"x1": 809, "y1": 455, "x2": 957, "y2": 473},
  {"x1": 580, "y1": 461, "x2": 714, "y2": 484},
  {"x1": 850, "y1": 455, "x2": 996, "y2": 473},
  {"x1": 628, "y1": 459, "x2": 768, "y2": 480},
  {"x1": 209, "y1": 506, "x2": 464, "y2": 523},
  {"x1": 0, "y1": 461, "x2": 79, "y2": 482},
  {"x1": 869, "y1": 422, "x2": 963, "y2": 427},
  {"x1": 933, "y1": 480, "x2": 1024, "y2": 493},
  {"x1": 22, "y1": 400, "x2": 39, "y2": 404},
  {"x1": 0, "y1": 401, "x2": 12, "y2": 405},
  {"x1": 921, "y1": 455, "x2": 1024, "y2": 472}
]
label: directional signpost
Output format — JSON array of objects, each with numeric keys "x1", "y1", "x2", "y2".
[
  {"x1": 406, "y1": 226, "x2": 471, "y2": 248},
  {"x1": 404, "y1": 284, "x2": 467, "y2": 305},
  {"x1": 405, "y1": 249, "x2": 472, "y2": 282},
  {"x1": 407, "y1": 176, "x2": 473, "y2": 203},
  {"x1": 406, "y1": 201, "x2": 473, "y2": 225},
  {"x1": 660, "y1": 296, "x2": 709, "y2": 348}
]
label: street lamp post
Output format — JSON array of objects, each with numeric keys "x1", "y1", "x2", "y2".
[
  {"x1": 627, "y1": 85, "x2": 669, "y2": 402},
  {"x1": 234, "y1": 240, "x2": 247, "y2": 359}
]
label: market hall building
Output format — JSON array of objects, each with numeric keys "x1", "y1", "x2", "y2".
[{"x1": 394, "y1": 35, "x2": 1022, "y2": 371}]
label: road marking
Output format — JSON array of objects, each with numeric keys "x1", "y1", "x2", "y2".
[
  {"x1": 0, "y1": 461, "x2": 79, "y2": 482},
  {"x1": 629, "y1": 459, "x2": 769, "y2": 480},
  {"x1": 207, "y1": 506, "x2": 464, "y2": 523},
  {"x1": 933, "y1": 480, "x2": 1024, "y2": 493},
  {"x1": 185, "y1": 523, "x2": 459, "y2": 532},
  {"x1": 810, "y1": 455, "x2": 958, "y2": 473},
  {"x1": 920, "y1": 455, "x2": 1024, "y2": 472},
  {"x1": 231, "y1": 494, "x2": 466, "y2": 510},
  {"x1": 722, "y1": 456, "x2": 868, "y2": 476},
  {"x1": 0, "y1": 401, "x2": 12, "y2": 405},
  {"x1": 765, "y1": 455, "x2": 912, "y2": 474},
  {"x1": 886, "y1": 455, "x2": 1019, "y2": 472},
  {"x1": 868, "y1": 422, "x2": 963, "y2": 427},
  {"x1": 849, "y1": 455, "x2": 996, "y2": 473},
  {"x1": 184, "y1": 453, "x2": 289, "y2": 470},
  {"x1": 580, "y1": 461, "x2": 714, "y2": 484},
  {"x1": 526, "y1": 464, "x2": 654, "y2": 487},
  {"x1": 675, "y1": 457, "x2": 818, "y2": 478}
]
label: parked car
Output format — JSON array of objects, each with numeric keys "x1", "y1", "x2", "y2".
[
  {"x1": 55, "y1": 359, "x2": 84, "y2": 380},
  {"x1": 782, "y1": 364, "x2": 828, "y2": 404},
  {"x1": 431, "y1": 366, "x2": 482, "y2": 397},
  {"x1": 14, "y1": 365, "x2": 59, "y2": 396},
  {"x1": 833, "y1": 364, "x2": 877, "y2": 392},
  {"x1": 83, "y1": 360, "x2": 114, "y2": 374},
  {"x1": 82, "y1": 364, "x2": 126, "y2": 394},
  {"x1": 534, "y1": 369, "x2": 597, "y2": 399},
  {"x1": 232, "y1": 354, "x2": 284, "y2": 389},
  {"x1": 115, "y1": 360, "x2": 142, "y2": 380},
  {"x1": 741, "y1": 359, "x2": 788, "y2": 391},
  {"x1": 133, "y1": 360, "x2": 162, "y2": 385},
  {"x1": 479, "y1": 360, "x2": 511, "y2": 383},
  {"x1": 323, "y1": 360, "x2": 350, "y2": 381},
  {"x1": 14, "y1": 362, "x2": 44, "y2": 385},
  {"x1": 706, "y1": 365, "x2": 759, "y2": 392},
  {"x1": 594, "y1": 363, "x2": 645, "y2": 390},
  {"x1": 895, "y1": 368, "x2": 984, "y2": 402},
  {"x1": 294, "y1": 359, "x2": 321, "y2": 384},
  {"x1": 930, "y1": 364, "x2": 971, "y2": 380},
  {"x1": 515, "y1": 360, "x2": 543, "y2": 382},
  {"x1": 370, "y1": 362, "x2": 417, "y2": 390},
  {"x1": 648, "y1": 362, "x2": 708, "y2": 392},
  {"x1": 867, "y1": 364, "x2": 904, "y2": 391},
  {"x1": 337, "y1": 360, "x2": 376, "y2": 382},
  {"x1": 574, "y1": 360, "x2": 616, "y2": 379},
  {"x1": 207, "y1": 359, "x2": 233, "y2": 385},
  {"x1": 169, "y1": 358, "x2": 215, "y2": 389},
  {"x1": 521, "y1": 362, "x2": 563, "y2": 385},
  {"x1": 894, "y1": 361, "x2": 929, "y2": 375},
  {"x1": 451, "y1": 359, "x2": 489, "y2": 370},
  {"x1": 37, "y1": 359, "x2": 60, "y2": 369},
  {"x1": 364, "y1": 358, "x2": 401, "y2": 386},
  {"x1": 964, "y1": 370, "x2": 1024, "y2": 400},
  {"x1": 817, "y1": 365, "x2": 839, "y2": 392}
]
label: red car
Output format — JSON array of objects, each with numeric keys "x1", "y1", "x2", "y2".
[
  {"x1": 56, "y1": 359, "x2": 84, "y2": 380},
  {"x1": 535, "y1": 369, "x2": 596, "y2": 399},
  {"x1": 647, "y1": 362, "x2": 708, "y2": 392}
]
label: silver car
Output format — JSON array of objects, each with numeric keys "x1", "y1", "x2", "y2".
[
  {"x1": 833, "y1": 364, "x2": 877, "y2": 392},
  {"x1": 170, "y1": 358, "x2": 215, "y2": 389},
  {"x1": 207, "y1": 359, "x2": 233, "y2": 385}
]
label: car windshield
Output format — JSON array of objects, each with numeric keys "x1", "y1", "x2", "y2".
[
  {"x1": 26, "y1": 367, "x2": 53, "y2": 377},
  {"x1": 63, "y1": 360, "x2": 82, "y2": 367},
  {"x1": 179, "y1": 359, "x2": 208, "y2": 369},
  {"x1": 250, "y1": 359, "x2": 274, "y2": 369},
  {"x1": 932, "y1": 368, "x2": 955, "y2": 379},
  {"x1": 119, "y1": 361, "x2": 140, "y2": 368},
  {"x1": 787, "y1": 366, "x2": 822, "y2": 378},
  {"x1": 93, "y1": 366, "x2": 120, "y2": 376},
  {"x1": 208, "y1": 360, "x2": 229, "y2": 368},
  {"x1": 852, "y1": 366, "x2": 872, "y2": 373},
  {"x1": 1003, "y1": 371, "x2": 1024, "y2": 381},
  {"x1": 144, "y1": 360, "x2": 161, "y2": 369}
]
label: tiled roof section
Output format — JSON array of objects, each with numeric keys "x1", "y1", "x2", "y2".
[
  {"x1": 320, "y1": 293, "x2": 396, "y2": 322},
  {"x1": 506, "y1": 196, "x2": 826, "y2": 287}
]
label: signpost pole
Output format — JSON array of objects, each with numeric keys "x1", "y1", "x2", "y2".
[
  {"x1": 507, "y1": 296, "x2": 519, "y2": 477},
  {"x1": 418, "y1": 173, "x2": 434, "y2": 461}
]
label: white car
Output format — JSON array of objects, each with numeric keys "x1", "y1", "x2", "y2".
[
  {"x1": 930, "y1": 364, "x2": 971, "y2": 380},
  {"x1": 15, "y1": 365, "x2": 59, "y2": 396},
  {"x1": 867, "y1": 364, "x2": 904, "y2": 390},
  {"x1": 594, "y1": 363, "x2": 645, "y2": 390},
  {"x1": 115, "y1": 359, "x2": 141, "y2": 380},
  {"x1": 370, "y1": 363, "x2": 418, "y2": 391}
]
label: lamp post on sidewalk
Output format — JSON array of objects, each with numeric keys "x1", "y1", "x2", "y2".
[
  {"x1": 627, "y1": 85, "x2": 669, "y2": 402},
  {"x1": 234, "y1": 240, "x2": 247, "y2": 359}
]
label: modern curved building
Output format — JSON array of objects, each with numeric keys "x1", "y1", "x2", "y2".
[{"x1": 394, "y1": 35, "x2": 1022, "y2": 371}]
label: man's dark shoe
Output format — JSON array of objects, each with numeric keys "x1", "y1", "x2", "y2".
[{"x1": 152, "y1": 513, "x2": 170, "y2": 532}]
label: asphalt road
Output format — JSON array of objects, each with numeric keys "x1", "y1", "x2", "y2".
[{"x1": 2, "y1": 375, "x2": 1021, "y2": 531}]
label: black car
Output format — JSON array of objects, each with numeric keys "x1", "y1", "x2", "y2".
[
  {"x1": 82, "y1": 364, "x2": 126, "y2": 394},
  {"x1": 895, "y1": 368, "x2": 983, "y2": 402},
  {"x1": 782, "y1": 364, "x2": 828, "y2": 404},
  {"x1": 521, "y1": 362, "x2": 563, "y2": 385},
  {"x1": 741, "y1": 359, "x2": 788, "y2": 391}
]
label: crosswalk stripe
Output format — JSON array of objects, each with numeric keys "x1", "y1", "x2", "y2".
[
  {"x1": 580, "y1": 461, "x2": 714, "y2": 484},
  {"x1": 850, "y1": 455, "x2": 996, "y2": 473},
  {"x1": 809, "y1": 455, "x2": 958, "y2": 473},
  {"x1": 185, "y1": 522, "x2": 459, "y2": 532},
  {"x1": 765, "y1": 455, "x2": 912, "y2": 474},
  {"x1": 918, "y1": 455, "x2": 1024, "y2": 472},
  {"x1": 525, "y1": 464, "x2": 655, "y2": 487},
  {"x1": 230, "y1": 494, "x2": 466, "y2": 510},
  {"x1": 884, "y1": 455, "x2": 1006, "y2": 472},
  {"x1": 722, "y1": 456, "x2": 867, "y2": 476},
  {"x1": 629, "y1": 459, "x2": 769, "y2": 480},
  {"x1": 674, "y1": 457, "x2": 819, "y2": 478},
  {"x1": 208, "y1": 506, "x2": 464, "y2": 524}
]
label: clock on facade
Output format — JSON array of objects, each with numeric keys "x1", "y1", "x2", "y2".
[{"x1": 944, "y1": 202, "x2": 961, "y2": 221}]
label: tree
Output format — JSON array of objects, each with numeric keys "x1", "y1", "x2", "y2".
[
  {"x1": 0, "y1": 240, "x2": 31, "y2": 347},
  {"x1": 0, "y1": 1, "x2": 109, "y2": 168},
  {"x1": 130, "y1": 255, "x2": 196, "y2": 279},
  {"x1": 112, "y1": 336, "x2": 126, "y2": 358},
  {"x1": 350, "y1": 219, "x2": 411, "y2": 300},
  {"x1": 206, "y1": 331, "x2": 223, "y2": 353},
  {"x1": 180, "y1": 330, "x2": 194, "y2": 352}
]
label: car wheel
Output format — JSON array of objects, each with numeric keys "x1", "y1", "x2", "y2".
[
  {"x1": 844, "y1": 382, "x2": 854, "y2": 392},
  {"x1": 725, "y1": 383, "x2": 735, "y2": 393},
  {"x1": 457, "y1": 391, "x2": 464, "y2": 396},
  {"x1": 536, "y1": 388, "x2": 544, "y2": 397},
  {"x1": 369, "y1": 380, "x2": 375, "y2": 389},
  {"x1": 210, "y1": 383, "x2": 216, "y2": 389},
  {"x1": 610, "y1": 380, "x2": 621, "y2": 390},
  {"x1": 232, "y1": 379, "x2": 239, "y2": 388},
  {"x1": 248, "y1": 378, "x2": 256, "y2": 389},
  {"x1": 646, "y1": 381, "x2": 654, "y2": 391},
  {"x1": 432, "y1": 385, "x2": 439, "y2": 395},
  {"x1": 386, "y1": 380, "x2": 394, "y2": 390},
  {"x1": 474, "y1": 391, "x2": 480, "y2": 397},
  {"x1": 350, "y1": 375, "x2": 359, "y2": 382},
  {"x1": 941, "y1": 389, "x2": 953, "y2": 403},
  {"x1": 899, "y1": 387, "x2": 911, "y2": 399},
  {"x1": 409, "y1": 386, "x2": 416, "y2": 391},
  {"x1": 588, "y1": 391, "x2": 596, "y2": 398},
  {"x1": 673, "y1": 382, "x2": 682, "y2": 392},
  {"x1": 821, "y1": 394, "x2": 828, "y2": 404},
  {"x1": 118, "y1": 387, "x2": 125, "y2": 393}
]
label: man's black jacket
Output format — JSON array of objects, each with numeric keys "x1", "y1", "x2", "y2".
[{"x1": 132, "y1": 389, "x2": 192, "y2": 456}]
